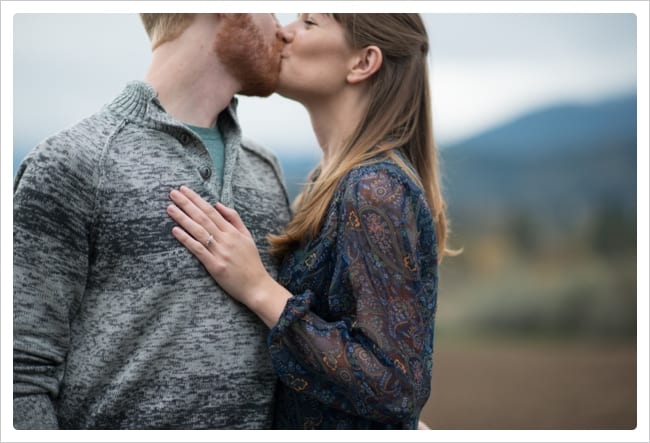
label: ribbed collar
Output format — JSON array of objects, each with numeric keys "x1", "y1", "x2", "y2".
[{"x1": 106, "y1": 81, "x2": 240, "y2": 131}]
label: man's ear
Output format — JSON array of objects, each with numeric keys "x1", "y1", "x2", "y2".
[{"x1": 347, "y1": 45, "x2": 382, "y2": 84}]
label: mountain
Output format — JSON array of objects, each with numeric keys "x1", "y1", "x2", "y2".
[
  {"x1": 445, "y1": 95, "x2": 636, "y2": 158},
  {"x1": 439, "y1": 95, "x2": 637, "y2": 232}
]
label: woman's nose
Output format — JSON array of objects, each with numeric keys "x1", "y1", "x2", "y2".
[{"x1": 278, "y1": 26, "x2": 294, "y2": 43}]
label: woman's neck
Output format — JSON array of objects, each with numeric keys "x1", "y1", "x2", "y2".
[{"x1": 304, "y1": 89, "x2": 369, "y2": 169}]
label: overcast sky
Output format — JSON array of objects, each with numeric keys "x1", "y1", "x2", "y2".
[{"x1": 10, "y1": 9, "x2": 638, "y2": 162}]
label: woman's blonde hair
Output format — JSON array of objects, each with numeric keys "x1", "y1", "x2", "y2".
[
  {"x1": 139, "y1": 13, "x2": 197, "y2": 50},
  {"x1": 269, "y1": 13, "x2": 456, "y2": 261}
]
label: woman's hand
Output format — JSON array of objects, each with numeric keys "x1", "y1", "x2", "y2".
[
  {"x1": 167, "y1": 186, "x2": 270, "y2": 306},
  {"x1": 166, "y1": 186, "x2": 291, "y2": 327}
]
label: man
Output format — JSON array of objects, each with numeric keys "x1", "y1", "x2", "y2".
[{"x1": 13, "y1": 13, "x2": 291, "y2": 429}]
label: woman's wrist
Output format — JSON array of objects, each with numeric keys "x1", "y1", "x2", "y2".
[{"x1": 246, "y1": 275, "x2": 293, "y2": 328}]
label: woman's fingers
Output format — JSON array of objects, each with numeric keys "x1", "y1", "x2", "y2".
[
  {"x1": 177, "y1": 186, "x2": 233, "y2": 233},
  {"x1": 167, "y1": 203, "x2": 214, "y2": 248},
  {"x1": 169, "y1": 189, "x2": 219, "y2": 233},
  {"x1": 168, "y1": 186, "x2": 248, "y2": 252},
  {"x1": 169, "y1": 187, "x2": 226, "y2": 233},
  {"x1": 215, "y1": 202, "x2": 247, "y2": 234},
  {"x1": 171, "y1": 225, "x2": 210, "y2": 260}
]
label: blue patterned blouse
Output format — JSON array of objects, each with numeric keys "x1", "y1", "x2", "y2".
[{"x1": 268, "y1": 156, "x2": 438, "y2": 429}]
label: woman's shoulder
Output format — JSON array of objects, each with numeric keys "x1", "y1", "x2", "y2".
[{"x1": 338, "y1": 154, "x2": 425, "y2": 203}]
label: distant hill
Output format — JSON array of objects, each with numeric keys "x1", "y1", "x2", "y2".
[
  {"x1": 445, "y1": 95, "x2": 636, "y2": 158},
  {"x1": 440, "y1": 94, "x2": 637, "y2": 232}
]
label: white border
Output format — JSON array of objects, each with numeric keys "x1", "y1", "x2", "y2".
[{"x1": 2, "y1": 2, "x2": 648, "y2": 442}]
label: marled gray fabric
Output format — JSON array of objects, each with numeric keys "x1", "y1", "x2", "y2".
[{"x1": 13, "y1": 81, "x2": 291, "y2": 429}]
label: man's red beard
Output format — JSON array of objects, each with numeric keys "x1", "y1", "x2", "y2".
[{"x1": 215, "y1": 14, "x2": 283, "y2": 97}]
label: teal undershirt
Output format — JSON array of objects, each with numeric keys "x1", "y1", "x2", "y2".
[{"x1": 187, "y1": 123, "x2": 225, "y2": 188}]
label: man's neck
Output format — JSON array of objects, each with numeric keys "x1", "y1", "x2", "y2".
[{"x1": 144, "y1": 37, "x2": 240, "y2": 128}]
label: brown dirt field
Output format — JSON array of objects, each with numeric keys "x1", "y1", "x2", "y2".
[{"x1": 419, "y1": 340, "x2": 637, "y2": 429}]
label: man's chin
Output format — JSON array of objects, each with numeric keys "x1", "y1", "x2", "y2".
[
  {"x1": 273, "y1": 83, "x2": 297, "y2": 101},
  {"x1": 238, "y1": 89, "x2": 275, "y2": 98},
  {"x1": 238, "y1": 79, "x2": 279, "y2": 97}
]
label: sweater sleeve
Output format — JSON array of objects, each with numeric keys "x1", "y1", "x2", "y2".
[
  {"x1": 13, "y1": 135, "x2": 98, "y2": 429},
  {"x1": 268, "y1": 168, "x2": 438, "y2": 425}
]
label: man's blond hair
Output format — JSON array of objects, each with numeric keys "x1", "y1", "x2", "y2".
[{"x1": 139, "y1": 14, "x2": 197, "y2": 50}]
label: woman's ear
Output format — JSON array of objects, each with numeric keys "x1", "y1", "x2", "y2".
[{"x1": 347, "y1": 45, "x2": 382, "y2": 84}]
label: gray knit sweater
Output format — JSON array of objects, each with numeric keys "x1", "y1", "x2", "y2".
[{"x1": 13, "y1": 81, "x2": 291, "y2": 429}]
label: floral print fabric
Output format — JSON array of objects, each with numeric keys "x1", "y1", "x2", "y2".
[{"x1": 268, "y1": 157, "x2": 438, "y2": 429}]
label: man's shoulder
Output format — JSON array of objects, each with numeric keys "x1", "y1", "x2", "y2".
[
  {"x1": 239, "y1": 137, "x2": 287, "y2": 180},
  {"x1": 17, "y1": 106, "x2": 125, "y2": 181},
  {"x1": 38, "y1": 106, "x2": 123, "y2": 151},
  {"x1": 240, "y1": 137, "x2": 281, "y2": 165},
  {"x1": 238, "y1": 137, "x2": 291, "y2": 207}
]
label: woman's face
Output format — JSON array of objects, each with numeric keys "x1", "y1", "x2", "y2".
[{"x1": 276, "y1": 14, "x2": 354, "y2": 103}]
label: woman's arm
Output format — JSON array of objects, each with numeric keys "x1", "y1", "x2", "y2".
[{"x1": 266, "y1": 169, "x2": 438, "y2": 424}]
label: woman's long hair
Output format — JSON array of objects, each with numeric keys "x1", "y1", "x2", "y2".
[{"x1": 269, "y1": 14, "x2": 455, "y2": 261}]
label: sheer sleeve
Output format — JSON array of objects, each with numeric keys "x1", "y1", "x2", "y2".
[{"x1": 268, "y1": 166, "x2": 438, "y2": 424}]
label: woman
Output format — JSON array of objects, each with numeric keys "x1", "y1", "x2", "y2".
[{"x1": 167, "y1": 13, "x2": 455, "y2": 429}]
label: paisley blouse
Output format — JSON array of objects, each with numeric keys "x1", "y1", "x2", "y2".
[{"x1": 268, "y1": 157, "x2": 438, "y2": 429}]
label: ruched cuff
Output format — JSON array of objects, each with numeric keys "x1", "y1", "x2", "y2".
[{"x1": 268, "y1": 290, "x2": 317, "y2": 344}]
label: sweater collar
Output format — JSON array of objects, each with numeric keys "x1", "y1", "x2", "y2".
[{"x1": 107, "y1": 81, "x2": 240, "y2": 130}]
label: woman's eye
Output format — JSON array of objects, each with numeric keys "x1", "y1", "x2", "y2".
[{"x1": 303, "y1": 18, "x2": 316, "y2": 26}]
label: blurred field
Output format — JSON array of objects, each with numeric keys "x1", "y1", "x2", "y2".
[
  {"x1": 416, "y1": 230, "x2": 637, "y2": 430},
  {"x1": 420, "y1": 339, "x2": 636, "y2": 429},
  {"x1": 415, "y1": 167, "x2": 638, "y2": 430}
]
